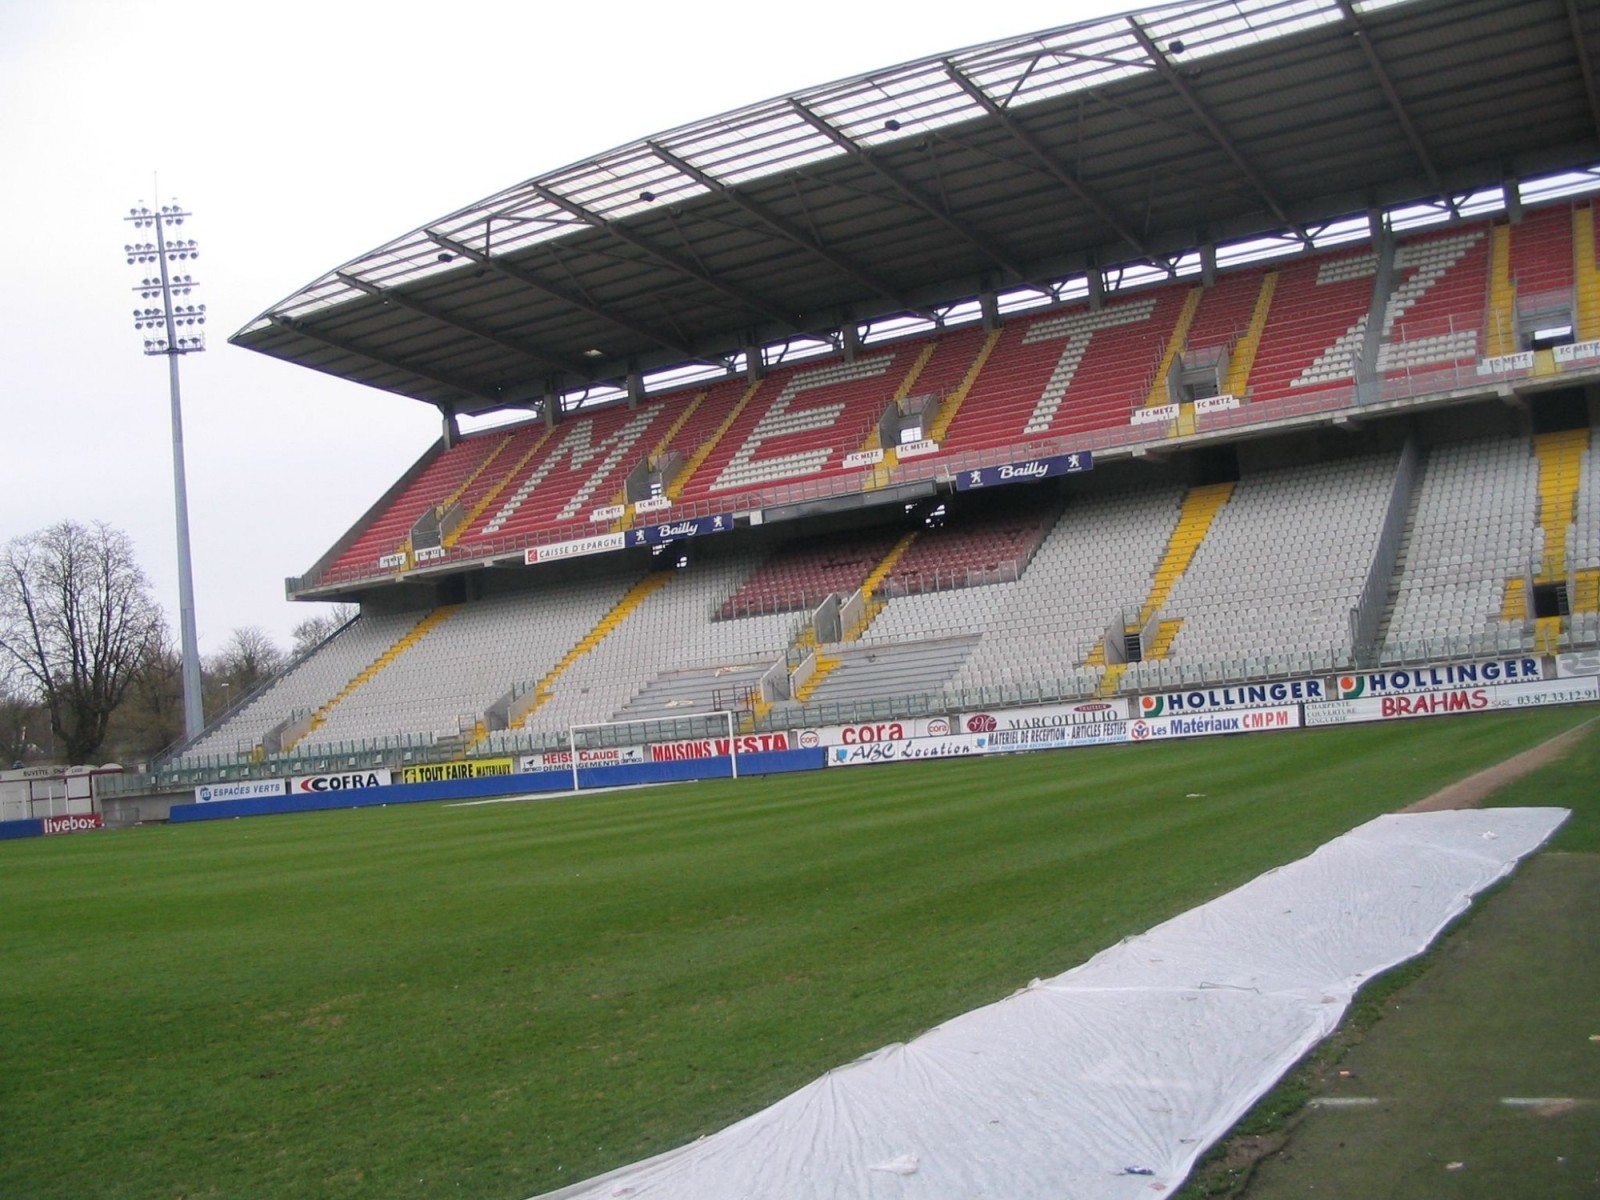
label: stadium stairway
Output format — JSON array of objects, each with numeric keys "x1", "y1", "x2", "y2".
[
  {"x1": 609, "y1": 390, "x2": 713, "y2": 531},
  {"x1": 1224, "y1": 271, "x2": 1278, "y2": 396},
  {"x1": 1086, "y1": 482, "x2": 1233, "y2": 696},
  {"x1": 283, "y1": 606, "x2": 460, "y2": 754},
  {"x1": 785, "y1": 532, "x2": 920, "y2": 710},
  {"x1": 443, "y1": 425, "x2": 556, "y2": 549},
  {"x1": 1575, "y1": 203, "x2": 1600, "y2": 341},
  {"x1": 1485, "y1": 223, "x2": 1518, "y2": 359},
  {"x1": 924, "y1": 328, "x2": 1004, "y2": 444},
  {"x1": 665, "y1": 378, "x2": 765, "y2": 501},
  {"x1": 1143, "y1": 286, "x2": 1204, "y2": 435},
  {"x1": 486, "y1": 571, "x2": 677, "y2": 743},
  {"x1": 865, "y1": 341, "x2": 938, "y2": 490}
]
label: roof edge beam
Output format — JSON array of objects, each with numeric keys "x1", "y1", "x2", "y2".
[
  {"x1": 525, "y1": 183, "x2": 804, "y2": 334},
  {"x1": 1565, "y1": 0, "x2": 1600, "y2": 149},
  {"x1": 648, "y1": 140, "x2": 909, "y2": 311},
  {"x1": 424, "y1": 230, "x2": 697, "y2": 361},
  {"x1": 267, "y1": 315, "x2": 502, "y2": 404},
  {"x1": 335, "y1": 272, "x2": 589, "y2": 376},
  {"x1": 789, "y1": 99, "x2": 1026, "y2": 281},
  {"x1": 1336, "y1": 0, "x2": 1444, "y2": 198},
  {"x1": 943, "y1": 61, "x2": 1154, "y2": 264},
  {"x1": 1126, "y1": 17, "x2": 1300, "y2": 237}
]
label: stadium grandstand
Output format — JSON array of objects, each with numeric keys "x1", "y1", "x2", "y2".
[{"x1": 118, "y1": 0, "x2": 1600, "y2": 793}]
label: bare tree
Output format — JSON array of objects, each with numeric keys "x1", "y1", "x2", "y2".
[
  {"x1": 0, "y1": 521, "x2": 167, "y2": 764},
  {"x1": 211, "y1": 626, "x2": 284, "y2": 692},
  {"x1": 291, "y1": 603, "x2": 358, "y2": 657}
]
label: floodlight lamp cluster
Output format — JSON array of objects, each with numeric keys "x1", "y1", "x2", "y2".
[
  {"x1": 123, "y1": 239, "x2": 199, "y2": 265},
  {"x1": 143, "y1": 332, "x2": 206, "y2": 355},
  {"x1": 126, "y1": 203, "x2": 188, "y2": 229}
]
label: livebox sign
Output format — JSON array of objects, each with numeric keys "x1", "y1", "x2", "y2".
[{"x1": 41, "y1": 813, "x2": 104, "y2": 835}]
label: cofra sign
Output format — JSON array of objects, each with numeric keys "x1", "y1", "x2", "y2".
[
  {"x1": 291, "y1": 769, "x2": 393, "y2": 793},
  {"x1": 1333, "y1": 658, "x2": 1542, "y2": 699},
  {"x1": 1138, "y1": 679, "x2": 1324, "y2": 716},
  {"x1": 649, "y1": 734, "x2": 790, "y2": 761},
  {"x1": 41, "y1": 813, "x2": 103, "y2": 835},
  {"x1": 398, "y1": 759, "x2": 513, "y2": 784}
]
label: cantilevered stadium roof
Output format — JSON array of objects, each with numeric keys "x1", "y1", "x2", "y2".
[{"x1": 232, "y1": 0, "x2": 1600, "y2": 418}]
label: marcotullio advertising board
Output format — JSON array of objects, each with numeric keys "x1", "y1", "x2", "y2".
[
  {"x1": 959, "y1": 698, "x2": 1129, "y2": 732},
  {"x1": 1305, "y1": 675, "x2": 1598, "y2": 727}
]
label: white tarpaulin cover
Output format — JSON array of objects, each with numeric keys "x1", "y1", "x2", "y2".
[{"x1": 530, "y1": 807, "x2": 1568, "y2": 1200}]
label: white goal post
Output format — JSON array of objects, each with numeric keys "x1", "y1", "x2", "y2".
[{"x1": 565, "y1": 709, "x2": 738, "y2": 793}]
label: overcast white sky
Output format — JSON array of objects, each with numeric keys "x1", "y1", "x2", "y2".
[{"x1": 0, "y1": 0, "x2": 1133, "y2": 657}]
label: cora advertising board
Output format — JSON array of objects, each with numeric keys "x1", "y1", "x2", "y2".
[
  {"x1": 794, "y1": 718, "x2": 951, "y2": 749},
  {"x1": 194, "y1": 779, "x2": 290, "y2": 804},
  {"x1": 1304, "y1": 675, "x2": 1598, "y2": 727},
  {"x1": 1136, "y1": 678, "x2": 1326, "y2": 716},
  {"x1": 1331, "y1": 657, "x2": 1543, "y2": 699}
]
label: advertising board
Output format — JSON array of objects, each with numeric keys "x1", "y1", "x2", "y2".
[
  {"x1": 1137, "y1": 679, "x2": 1325, "y2": 716},
  {"x1": 648, "y1": 734, "x2": 790, "y2": 761},
  {"x1": 958, "y1": 699, "x2": 1129, "y2": 733},
  {"x1": 793, "y1": 718, "x2": 950, "y2": 748},
  {"x1": 291, "y1": 769, "x2": 393, "y2": 793},
  {"x1": 195, "y1": 779, "x2": 289, "y2": 804},
  {"x1": 397, "y1": 760, "x2": 513, "y2": 784},
  {"x1": 1127, "y1": 705, "x2": 1301, "y2": 742},
  {"x1": 1305, "y1": 675, "x2": 1598, "y2": 727},
  {"x1": 518, "y1": 747, "x2": 646, "y2": 772},
  {"x1": 1333, "y1": 657, "x2": 1542, "y2": 699},
  {"x1": 41, "y1": 813, "x2": 104, "y2": 835},
  {"x1": 824, "y1": 733, "x2": 990, "y2": 767},
  {"x1": 953, "y1": 451, "x2": 1092, "y2": 492}
]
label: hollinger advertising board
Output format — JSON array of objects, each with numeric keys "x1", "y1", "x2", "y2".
[
  {"x1": 1332, "y1": 656, "x2": 1543, "y2": 699},
  {"x1": 1305, "y1": 675, "x2": 1598, "y2": 727}
]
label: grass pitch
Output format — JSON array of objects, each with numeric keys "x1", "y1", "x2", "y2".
[{"x1": 1, "y1": 707, "x2": 1593, "y2": 1200}]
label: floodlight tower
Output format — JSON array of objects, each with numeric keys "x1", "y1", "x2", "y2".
[{"x1": 125, "y1": 201, "x2": 207, "y2": 741}]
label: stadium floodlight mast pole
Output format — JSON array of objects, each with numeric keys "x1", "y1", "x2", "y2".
[{"x1": 125, "y1": 200, "x2": 207, "y2": 741}]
